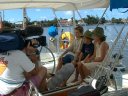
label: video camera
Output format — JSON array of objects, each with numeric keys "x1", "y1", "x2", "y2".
[
  {"x1": 2, "y1": 26, "x2": 47, "y2": 47},
  {"x1": 24, "y1": 26, "x2": 46, "y2": 47},
  {"x1": 26, "y1": 36, "x2": 47, "y2": 48}
]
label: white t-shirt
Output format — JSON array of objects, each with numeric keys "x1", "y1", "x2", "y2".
[
  {"x1": 67, "y1": 38, "x2": 83, "y2": 53},
  {"x1": 0, "y1": 50, "x2": 35, "y2": 95}
]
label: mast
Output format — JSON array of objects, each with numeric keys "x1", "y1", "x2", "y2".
[
  {"x1": 72, "y1": 10, "x2": 76, "y2": 35},
  {"x1": 23, "y1": 8, "x2": 27, "y2": 29}
]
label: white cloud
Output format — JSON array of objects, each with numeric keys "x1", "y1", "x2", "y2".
[
  {"x1": 8, "y1": 18, "x2": 15, "y2": 22},
  {"x1": 35, "y1": 9, "x2": 41, "y2": 12},
  {"x1": 40, "y1": 16, "x2": 47, "y2": 20},
  {"x1": 92, "y1": 8, "x2": 105, "y2": 11},
  {"x1": 84, "y1": 11, "x2": 88, "y2": 14},
  {"x1": 65, "y1": 11, "x2": 72, "y2": 16}
]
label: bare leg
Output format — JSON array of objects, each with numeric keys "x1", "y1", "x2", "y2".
[
  {"x1": 72, "y1": 67, "x2": 79, "y2": 82},
  {"x1": 59, "y1": 80, "x2": 67, "y2": 87},
  {"x1": 78, "y1": 63, "x2": 90, "y2": 83},
  {"x1": 37, "y1": 66, "x2": 47, "y2": 92},
  {"x1": 56, "y1": 59, "x2": 63, "y2": 72},
  {"x1": 82, "y1": 65, "x2": 90, "y2": 79}
]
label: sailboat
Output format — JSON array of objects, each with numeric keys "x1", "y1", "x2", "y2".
[{"x1": 0, "y1": 0, "x2": 128, "y2": 96}]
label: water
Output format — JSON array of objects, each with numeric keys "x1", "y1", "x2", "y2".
[
  {"x1": 42, "y1": 24, "x2": 128, "y2": 68},
  {"x1": 43, "y1": 24, "x2": 128, "y2": 42}
]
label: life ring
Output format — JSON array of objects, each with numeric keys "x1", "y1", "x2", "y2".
[{"x1": 60, "y1": 32, "x2": 74, "y2": 49}]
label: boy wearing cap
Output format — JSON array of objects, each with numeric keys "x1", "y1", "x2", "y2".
[
  {"x1": 72, "y1": 30, "x2": 94, "y2": 82},
  {"x1": 78, "y1": 27, "x2": 109, "y2": 83}
]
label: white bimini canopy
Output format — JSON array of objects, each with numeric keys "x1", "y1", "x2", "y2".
[{"x1": 0, "y1": 0, "x2": 109, "y2": 10}]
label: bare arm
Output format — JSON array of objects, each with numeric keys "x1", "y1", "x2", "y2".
[
  {"x1": 78, "y1": 52, "x2": 83, "y2": 61},
  {"x1": 74, "y1": 38, "x2": 84, "y2": 61},
  {"x1": 24, "y1": 66, "x2": 39, "y2": 79},
  {"x1": 87, "y1": 44, "x2": 96, "y2": 62},
  {"x1": 94, "y1": 42, "x2": 109, "y2": 62}
]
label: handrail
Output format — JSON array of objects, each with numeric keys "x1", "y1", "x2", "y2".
[
  {"x1": 42, "y1": 84, "x2": 79, "y2": 96},
  {"x1": 109, "y1": 31, "x2": 128, "y2": 76},
  {"x1": 90, "y1": 16, "x2": 128, "y2": 84}
]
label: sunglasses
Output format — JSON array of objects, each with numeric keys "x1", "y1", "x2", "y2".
[{"x1": 27, "y1": 50, "x2": 40, "y2": 57}]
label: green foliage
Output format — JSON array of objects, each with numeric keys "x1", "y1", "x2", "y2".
[
  {"x1": 40, "y1": 18, "x2": 58, "y2": 27},
  {"x1": 2, "y1": 16, "x2": 126, "y2": 28},
  {"x1": 111, "y1": 18, "x2": 124, "y2": 24},
  {"x1": 83, "y1": 15, "x2": 100, "y2": 25},
  {"x1": 3, "y1": 21, "x2": 15, "y2": 28}
]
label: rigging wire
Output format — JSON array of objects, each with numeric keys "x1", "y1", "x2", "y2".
[{"x1": 90, "y1": 12, "x2": 128, "y2": 85}]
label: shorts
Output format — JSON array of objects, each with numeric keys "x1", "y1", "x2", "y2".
[
  {"x1": 47, "y1": 63, "x2": 75, "y2": 90},
  {"x1": 62, "y1": 54, "x2": 74, "y2": 65},
  {"x1": 82, "y1": 62, "x2": 100, "y2": 72},
  {"x1": 30, "y1": 75, "x2": 42, "y2": 88}
]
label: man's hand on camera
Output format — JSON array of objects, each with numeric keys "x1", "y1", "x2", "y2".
[{"x1": 26, "y1": 43, "x2": 40, "y2": 63}]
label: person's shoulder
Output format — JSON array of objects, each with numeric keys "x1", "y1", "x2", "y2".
[
  {"x1": 9, "y1": 50, "x2": 26, "y2": 56},
  {"x1": 101, "y1": 41, "x2": 109, "y2": 48},
  {"x1": 90, "y1": 42, "x2": 94, "y2": 46},
  {"x1": 102, "y1": 41, "x2": 109, "y2": 46}
]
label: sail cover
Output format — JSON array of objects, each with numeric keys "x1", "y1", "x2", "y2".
[
  {"x1": 0, "y1": 0, "x2": 109, "y2": 11},
  {"x1": 110, "y1": 0, "x2": 128, "y2": 11}
]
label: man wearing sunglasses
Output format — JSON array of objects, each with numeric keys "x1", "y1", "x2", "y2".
[
  {"x1": 0, "y1": 38, "x2": 47, "y2": 95},
  {"x1": 23, "y1": 41, "x2": 48, "y2": 92}
]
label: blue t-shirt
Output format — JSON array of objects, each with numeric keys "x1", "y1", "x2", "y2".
[{"x1": 81, "y1": 43, "x2": 94, "y2": 60}]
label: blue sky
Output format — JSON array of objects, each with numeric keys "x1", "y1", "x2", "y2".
[{"x1": 2, "y1": 8, "x2": 127, "y2": 23}]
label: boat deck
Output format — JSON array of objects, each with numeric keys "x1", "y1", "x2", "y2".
[
  {"x1": 41, "y1": 43, "x2": 128, "y2": 95},
  {"x1": 42, "y1": 60, "x2": 128, "y2": 96}
]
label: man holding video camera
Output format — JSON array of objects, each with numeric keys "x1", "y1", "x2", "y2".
[{"x1": 0, "y1": 34, "x2": 47, "y2": 95}]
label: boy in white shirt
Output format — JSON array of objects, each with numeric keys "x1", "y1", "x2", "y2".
[{"x1": 56, "y1": 26, "x2": 84, "y2": 72}]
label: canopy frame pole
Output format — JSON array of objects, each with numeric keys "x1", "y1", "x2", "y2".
[
  {"x1": 2, "y1": 10, "x2": 4, "y2": 21},
  {"x1": 72, "y1": 4, "x2": 86, "y2": 26},
  {"x1": 76, "y1": 10, "x2": 85, "y2": 26},
  {"x1": 0, "y1": 12, "x2": 3, "y2": 31},
  {"x1": 96, "y1": 7, "x2": 108, "y2": 27},
  {"x1": 52, "y1": 9, "x2": 62, "y2": 27},
  {"x1": 0, "y1": 1, "x2": 72, "y2": 4},
  {"x1": 72, "y1": 10, "x2": 76, "y2": 34},
  {"x1": 52, "y1": 9, "x2": 62, "y2": 53},
  {"x1": 23, "y1": 8, "x2": 27, "y2": 29}
]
